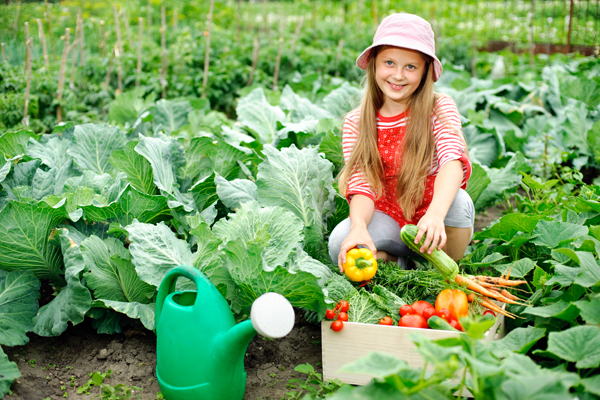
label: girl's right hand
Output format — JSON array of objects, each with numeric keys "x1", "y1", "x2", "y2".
[{"x1": 338, "y1": 227, "x2": 377, "y2": 273}]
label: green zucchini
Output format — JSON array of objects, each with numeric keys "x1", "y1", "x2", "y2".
[
  {"x1": 427, "y1": 315, "x2": 460, "y2": 332},
  {"x1": 400, "y1": 224, "x2": 459, "y2": 279}
]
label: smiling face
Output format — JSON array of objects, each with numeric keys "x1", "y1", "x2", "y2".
[{"x1": 374, "y1": 46, "x2": 428, "y2": 116}]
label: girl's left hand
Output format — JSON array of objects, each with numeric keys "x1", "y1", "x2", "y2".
[{"x1": 414, "y1": 212, "x2": 446, "y2": 254}]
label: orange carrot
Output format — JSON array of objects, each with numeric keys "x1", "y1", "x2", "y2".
[
  {"x1": 474, "y1": 276, "x2": 527, "y2": 286},
  {"x1": 456, "y1": 275, "x2": 504, "y2": 298},
  {"x1": 473, "y1": 279, "x2": 530, "y2": 292},
  {"x1": 479, "y1": 298, "x2": 521, "y2": 319},
  {"x1": 486, "y1": 287, "x2": 527, "y2": 305},
  {"x1": 456, "y1": 275, "x2": 523, "y2": 305},
  {"x1": 500, "y1": 289, "x2": 521, "y2": 302},
  {"x1": 473, "y1": 280, "x2": 497, "y2": 288}
]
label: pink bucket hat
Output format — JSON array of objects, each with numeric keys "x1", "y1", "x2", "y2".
[{"x1": 356, "y1": 13, "x2": 443, "y2": 82}]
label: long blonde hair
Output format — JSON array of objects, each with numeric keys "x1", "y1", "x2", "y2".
[{"x1": 339, "y1": 46, "x2": 464, "y2": 220}]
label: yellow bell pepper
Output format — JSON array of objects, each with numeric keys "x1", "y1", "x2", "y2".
[{"x1": 343, "y1": 247, "x2": 377, "y2": 282}]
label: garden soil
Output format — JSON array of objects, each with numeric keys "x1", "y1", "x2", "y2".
[
  {"x1": 7, "y1": 206, "x2": 503, "y2": 400},
  {"x1": 8, "y1": 312, "x2": 322, "y2": 400}
]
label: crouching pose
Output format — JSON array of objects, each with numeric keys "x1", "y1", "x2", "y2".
[{"x1": 328, "y1": 13, "x2": 474, "y2": 272}]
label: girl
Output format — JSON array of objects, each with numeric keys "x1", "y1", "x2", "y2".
[{"x1": 329, "y1": 13, "x2": 474, "y2": 272}]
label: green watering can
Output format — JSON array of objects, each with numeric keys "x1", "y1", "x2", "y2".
[{"x1": 155, "y1": 265, "x2": 295, "y2": 400}]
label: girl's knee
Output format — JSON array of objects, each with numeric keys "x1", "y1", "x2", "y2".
[
  {"x1": 328, "y1": 219, "x2": 351, "y2": 262},
  {"x1": 444, "y1": 189, "x2": 474, "y2": 229}
]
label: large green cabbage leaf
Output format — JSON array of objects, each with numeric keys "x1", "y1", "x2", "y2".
[
  {"x1": 221, "y1": 239, "x2": 327, "y2": 317},
  {"x1": 81, "y1": 236, "x2": 155, "y2": 303},
  {"x1": 256, "y1": 145, "x2": 336, "y2": 256},
  {"x1": 126, "y1": 220, "x2": 194, "y2": 288},
  {"x1": 347, "y1": 289, "x2": 388, "y2": 325},
  {"x1": 0, "y1": 346, "x2": 20, "y2": 398},
  {"x1": 33, "y1": 229, "x2": 92, "y2": 336},
  {"x1": 68, "y1": 123, "x2": 127, "y2": 174},
  {"x1": 134, "y1": 135, "x2": 186, "y2": 195},
  {"x1": 0, "y1": 270, "x2": 40, "y2": 346},
  {"x1": 110, "y1": 141, "x2": 156, "y2": 195},
  {"x1": 0, "y1": 200, "x2": 66, "y2": 285},
  {"x1": 212, "y1": 200, "x2": 304, "y2": 271},
  {"x1": 236, "y1": 88, "x2": 286, "y2": 144}
]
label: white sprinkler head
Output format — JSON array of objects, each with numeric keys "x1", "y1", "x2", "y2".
[{"x1": 250, "y1": 292, "x2": 295, "y2": 339}]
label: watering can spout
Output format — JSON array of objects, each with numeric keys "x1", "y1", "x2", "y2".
[
  {"x1": 217, "y1": 291, "x2": 297, "y2": 360},
  {"x1": 216, "y1": 319, "x2": 257, "y2": 361}
]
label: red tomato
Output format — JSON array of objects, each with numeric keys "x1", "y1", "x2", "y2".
[
  {"x1": 330, "y1": 320, "x2": 344, "y2": 332},
  {"x1": 483, "y1": 310, "x2": 496, "y2": 317},
  {"x1": 422, "y1": 307, "x2": 437, "y2": 321},
  {"x1": 336, "y1": 300, "x2": 350, "y2": 312},
  {"x1": 437, "y1": 308, "x2": 452, "y2": 322},
  {"x1": 325, "y1": 309, "x2": 336, "y2": 320},
  {"x1": 449, "y1": 319, "x2": 464, "y2": 332},
  {"x1": 337, "y1": 312, "x2": 349, "y2": 322},
  {"x1": 398, "y1": 314, "x2": 428, "y2": 329},
  {"x1": 379, "y1": 316, "x2": 394, "y2": 325},
  {"x1": 399, "y1": 305, "x2": 415, "y2": 317},
  {"x1": 411, "y1": 300, "x2": 435, "y2": 316}
]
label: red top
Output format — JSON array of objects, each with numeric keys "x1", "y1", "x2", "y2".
[{"x1": 343, "y1": 95, "x2": 471, "y2": 227}]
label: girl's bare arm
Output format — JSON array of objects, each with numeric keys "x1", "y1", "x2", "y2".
[
  {"x1": 338, "y1": 194, "x2": 376, "y2": 272},
  {"x1": 414, "y1": 160, "x2": 464, "y2": 253}
]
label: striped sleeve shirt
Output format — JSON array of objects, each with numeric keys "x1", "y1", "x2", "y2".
[{"x1": 343, "y1": 94, "x2": 471, "y2": 225}]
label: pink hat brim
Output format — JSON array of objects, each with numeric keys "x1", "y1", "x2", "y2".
[{"x1": 356, "y1": 37, "x2": 443, "y2": 82}]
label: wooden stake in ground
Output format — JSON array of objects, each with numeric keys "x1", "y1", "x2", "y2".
[
  {"x1": 247, "y1": 35, "x2": 260, "y2": 86},
  {"x1": 567, "y1": 0, "x2": 574, "y2": 53},
  {"x1": 100, "y1": 20, "x2": 106, "y2": 57},
  {"x1": 236, "y1": 0, "x2": 242, "y2": 40},
  {"x1": 290, "y1": 16, "x2": 303, "y2": 52},
  {"x1": 22, "y1": 38, "x2": 33, "y2": 126},
  {"x1": 57, "y1": 28, "x2": 71, "y2": 123},
  {"x1": 372, "y1": 0, "x2": 378, "y2": 27},
  {"x1": 122, "y1": 7, "x2": 131, "y2": 44},
  {"x1": 136, "y1": 17, "x2": 143, "y2": 86},
  {"x1": 357, "y1": 0, "x2": 363, "y2": 31},
  {"x1": 115, "y1": 45, "x2": 123, "y2": 95},
  {"x1": 147, "y1": 0, "x2": 152, "y2": 38},
  {"x1": 78, "y1": 8, "x2": 85, "y2": 66},
  {"x1": 471, "y1": 3, "x2": 477, "y2": 77},
  {"x1": 529, "y1": 0, "x2": 535, "y2": 66},
  {"x1": 161, "y1": 5, "x2": 167, "y2": 98},
  {"x1": 104, "y1": 48, "x2": 114, "y2": 91},
  {"x1": 37, "y1": 18, "x2": 50, "y2": 68},
  {"x1": 202, "y1": 0, "x2": 215, "y2": 99},
  {"x1": 113, "y1": 5, "x2": 123, "y2": 54},
  {"x1": 44, "y1": 0, "x2": 55, "y2": 57},
  {"x1": 262, "y1": 0, "x2": 269, "y2": 34},
  {"x1": 23, "y1": 21, "x2": 29, "y2": 73},
  {"x1": 13, "y1": 0, "x2": 22, "y2": 40},
  {"x1": 335, "y1": 39, "x2": 344, "y2": 77},
  {"x1": 70, "y1": 20, "x2": 80, "y2": 89},
  {"x1": 272, "y1": 20, "x2": 284, "y2": 90}
]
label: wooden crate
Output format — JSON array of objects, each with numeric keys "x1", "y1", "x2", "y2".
[{"x1": 321, "y1": 314, "x2": 505, "y2": 385}]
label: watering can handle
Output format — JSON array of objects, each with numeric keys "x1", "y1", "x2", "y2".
[{"x1": 155, "y1": 265, "x2": 204, "y2": 327}]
